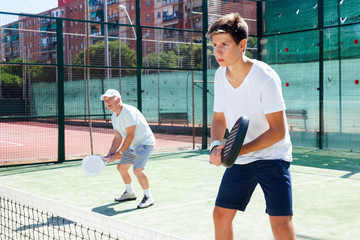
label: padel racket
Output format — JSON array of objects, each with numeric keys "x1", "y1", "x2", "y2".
[
  {"x1": 221, "y1": 116, "x2": 249, "y2": 168},
  {"x1": 82, "y1": 155, "x2": 111, "y2": 177}
]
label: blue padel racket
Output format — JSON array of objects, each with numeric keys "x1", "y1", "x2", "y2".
[{"x1": 221, "y1": 116, "x2": 249, "y2": 168}]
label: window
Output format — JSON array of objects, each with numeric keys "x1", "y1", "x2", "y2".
[
  {"x1": 131, "y1": 3, "x2": 134, "y2": 10},
  {"x1": 146, "y1": 14, "x2": 150, "y2": 22},
  {"x1": 146, "y1": 0, "x2": 150, "y2": 6},
  {"x1": 74, "y1": 7, "x2": 77, "y2": 12},
  {"x1": 157, "y1": 12, "x2": 161, "y2": 18},
  {"x1": 80, "y1": 5, "x2": 82, "y2": 11},
  {"x1": 70, "y1": 8, "x2": 72, "y2": 13},
  {"x1": 62, "y1": 9, "x2": 65, "y2": 15}
]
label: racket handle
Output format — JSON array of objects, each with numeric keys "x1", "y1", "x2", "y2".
[{"x1": 104, "y1": 153, "x2": 115, "y2": 164}]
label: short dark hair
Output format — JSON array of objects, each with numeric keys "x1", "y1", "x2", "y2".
[{"x1": 206, "y1": 13, "x2": 248, "y2": 45}]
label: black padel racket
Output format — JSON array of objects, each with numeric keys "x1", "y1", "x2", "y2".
[{"x1": 221, "y1": 116, "x2": 249, "y2": 168}]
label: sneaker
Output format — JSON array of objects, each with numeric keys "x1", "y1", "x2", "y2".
[
  {"x1": 137, "y1": 195, "x2": 154, "y2": 209},
  {"x1": 115, "y1": 191, "x2": 137, "y2": 202}
]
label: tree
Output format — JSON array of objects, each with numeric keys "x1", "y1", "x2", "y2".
[
  {"x1": 72, "y1": 40, "x2": 137, "y2": 80},
  {"x1": 144, "y1": 43, "x2": 203, "y2": 71},
  {"x1": 1, "y1": 58, "x2": 44, "y2": 98}
]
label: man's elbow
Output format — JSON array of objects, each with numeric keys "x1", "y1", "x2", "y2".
[
  {"x1": 275, "y1": 126, "x2": 286, "y2": 142},
  {"x1": 127, "y1": 133, "x2": 135, "y2": 141}
]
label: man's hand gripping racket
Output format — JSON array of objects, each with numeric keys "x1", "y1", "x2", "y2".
[{"x1": 210, "y1": 116, "x2": 249, "y2": 168}]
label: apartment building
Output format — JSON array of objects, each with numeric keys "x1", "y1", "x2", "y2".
[{"x1": 1, "y1": 0, "x2": 256, "y2": 64}]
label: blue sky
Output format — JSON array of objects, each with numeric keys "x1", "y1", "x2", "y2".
[{"x1": 1, "y1": 0, "x2": 58, "y2": 25}]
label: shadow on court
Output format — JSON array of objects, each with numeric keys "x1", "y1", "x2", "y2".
[
  {"x1": 92, "y1": 202, "x2": 138, "y2": 216},
  {"x1": 291, "y1": 148, "x2": 360, "y2": 178},
  {"x1": 295, "y1": 234, "x2": 323, "y2": 240}
]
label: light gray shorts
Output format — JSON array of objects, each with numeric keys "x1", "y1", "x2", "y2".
[{"x1": 119, "y1": 144, "x2": 154, "y2": 168}]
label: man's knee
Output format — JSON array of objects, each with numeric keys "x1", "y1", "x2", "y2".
[
  {"x1": 213, "y1": 206, "x2": 234, "y2": 224},
  {"x1": 133, "y1": 167, "x2": 144, "y2": 177},
  {"x1": 117, "y1": 164, "x2": 129, "y2": 173},
  {"x1": 270, "y1": 215, "x2": 295, "y2": 239}
]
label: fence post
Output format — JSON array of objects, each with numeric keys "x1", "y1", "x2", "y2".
[
  {"x1": 201, "y1": 0, "x2": 208, "y2": 149},
  {"x1": 256, "y1": 1, "x2": 263, "y2": 61},
  {"x1": 318, "y1": 0, "x2": 324, "y2": 149},
  {"x1": 135, "y1": 0, "x2": 142, "y2": 111},
  {"x1": 56, "y1": 18, "x2": 65, "y2": 163}
]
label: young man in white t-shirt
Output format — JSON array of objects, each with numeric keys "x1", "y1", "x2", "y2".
[
  {"x1": 207, "y1": 13, "x2": 296, "y2": 239},
  {"x1": 101, "y1": 89, "x2": 155, "y2": 209}
]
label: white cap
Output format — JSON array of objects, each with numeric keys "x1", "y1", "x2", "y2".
[{"x1": 100, "y1": 89, "x2": 121, "y2": 101}]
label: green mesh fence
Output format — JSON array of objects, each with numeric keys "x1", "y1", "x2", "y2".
[
  {"x1": 31, "y1": 70, "x2": 215, "y2": 125},
  {"x1": 262, "y1": 0, "x2": 360, "y2": 150}
]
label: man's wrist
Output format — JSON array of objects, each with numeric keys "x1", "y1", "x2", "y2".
[{"x1": 209, "y1": 140, "x2": 221, "y2": 153}]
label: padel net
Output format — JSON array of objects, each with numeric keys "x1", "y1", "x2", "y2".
[{"x1": 0, "y1": 184, "x2": 184, "y2": 240}]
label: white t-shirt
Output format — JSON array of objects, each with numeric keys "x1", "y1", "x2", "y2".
[
  {"x1": 213, "y1": 59, "x2": 292, "y2": 164},
  {"x1": 112, "y1": 104, "x2": 155, "y2": 150}
]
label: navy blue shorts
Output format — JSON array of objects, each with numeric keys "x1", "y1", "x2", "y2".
[{"x1": 215, "y1": 160, "x2": 293, "y2": 216}]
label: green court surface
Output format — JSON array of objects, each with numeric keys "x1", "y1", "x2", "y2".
[{"x1": 1, "y1": 148, "x2": 359, "y2": 240}]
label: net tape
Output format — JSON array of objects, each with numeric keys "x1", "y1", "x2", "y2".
[{"x1": 0, "y1": 184, "x2": 184, "y2": 240}]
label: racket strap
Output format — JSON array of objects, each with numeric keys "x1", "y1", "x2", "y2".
[{"x1": 210, "y1": 140, "x2": 221, "y2": 152}]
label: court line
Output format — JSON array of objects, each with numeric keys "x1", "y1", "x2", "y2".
[
  {"x1": 119, "y1": 172, "x2": 339, "y2": 216},
  {"x1": 0, "y1": 141, "x2": 23, "y2": 147}
]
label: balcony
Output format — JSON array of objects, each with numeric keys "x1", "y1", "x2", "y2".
[
  {"x1": 107, "y1": 0, "x2": 119, "y2": 6},
  {"x1": 90, "y1": 4, "x2": 102, "y2": 11},
  {"x1": 108, "y1": 27, "x2": 119, "y2": 35},
  {"x1": 163, "y1": 0, "x2": 182, "y2": 6},
  {"x1": 4, "y1": 28, "x2": 12, "y2": 35},
  {"x1": 10, "y1": 34, "x2": 19, "y2": 44},
  {"x1": 107, "y1": 13, "x2": 119, "y2": 20},
  {"x1": 4, "y1": 42, "x2": 10, "y2": 47},
  {"x1": 163, "y1": 31, "x2": 179, "y2": 39},
  {"x1": 40, "y1": 18, "x2": 51, "y2": 25},
  {"x1": 91, "y1": 31, "x2": 102, "y2": 36},
  {"x1": 90, "y1": 10, "x2": 104, "y2": 22},
  {"x1": 163, "y1": 12, "x2": 182, "y2": 22}
]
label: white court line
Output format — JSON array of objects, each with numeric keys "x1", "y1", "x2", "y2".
[
  {"x1": 119, "y1": 172, "x2": 339, "y2": 216},
  {"x1": 0, "y1": 140, "x2": 24, "y2": 147}
]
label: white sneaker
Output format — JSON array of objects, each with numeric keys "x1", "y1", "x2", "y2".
[
  {"x1": 115, "y1": 191, "x2": 137, "y2": 202},
  {"x1": 137, "y1": 195, "x2": 154, "y2": 209}
]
